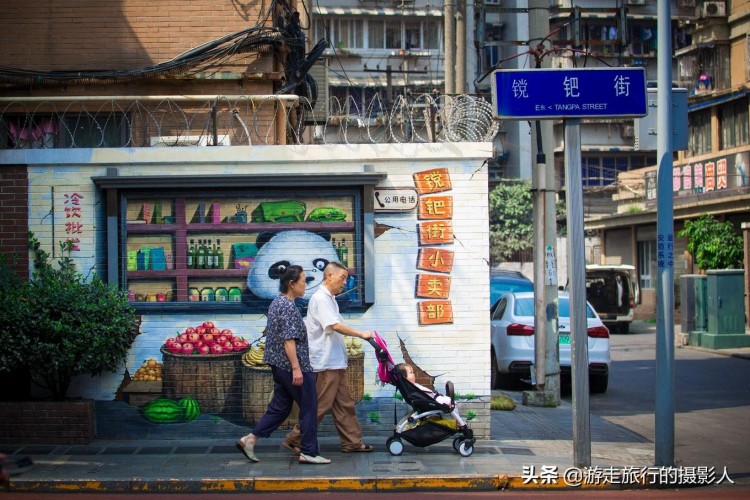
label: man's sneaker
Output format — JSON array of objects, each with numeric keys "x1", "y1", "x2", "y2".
[{"x1": 298, "y1": 453, "x2": 331, "y2": 464}]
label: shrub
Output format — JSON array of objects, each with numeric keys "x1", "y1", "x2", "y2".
[
  {"x1": 0, "y1": 233, "x2": 138, "y2": 400},
  {"x1": 678, "y1": 214, "x2": 743, "y2": 270}
]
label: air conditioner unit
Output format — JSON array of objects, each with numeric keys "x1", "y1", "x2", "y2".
[
  {"x1": 621, "y1": 125, "x2": 635, "y2": 139},
  {"x1": 677, "y1": 0, "x2": 696, "y2": 7},
  {"x1": 627, "y1": 0, "x2": 645, "y2": 5},
  {"x1": 700, "y1": 1, "x2": 726, "y2": 17},
  {"x1": 149, "y1": 135, "x2": 231, "y2": 147}
]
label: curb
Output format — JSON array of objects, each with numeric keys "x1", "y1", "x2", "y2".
[
  {"x1": 8, "y1": 474, "x2": 673, "y2": 493},
  {"x1": 679, "y1": 344, "x2": 750, "y2": 360}
]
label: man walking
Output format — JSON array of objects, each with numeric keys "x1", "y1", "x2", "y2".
[{"x1": 284, "y1": 261, "x2": 374, "y2": 453}]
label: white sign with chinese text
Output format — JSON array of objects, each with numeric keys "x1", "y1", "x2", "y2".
[{"x1": 373, "y1": 187, "x2": 418, "y2": 212}]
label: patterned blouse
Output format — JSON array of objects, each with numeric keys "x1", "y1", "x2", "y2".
[{"x1": 262, "y1": 295, "x2": 312, "y2": 372}]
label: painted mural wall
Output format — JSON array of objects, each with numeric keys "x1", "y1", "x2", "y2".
[{"x1": 23, "y1": 143, "x2": 493, "y2": 439}]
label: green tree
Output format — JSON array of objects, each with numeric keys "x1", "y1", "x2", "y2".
[
  {"x1": 678, "y1": 214, "x2": 744, "y2": 270},
  {"x1": 489, "y1": 180, "x2": 566, "y2": 264},
  {"x1": 489, "y1": 180, "x2": 533, "y2": 263}
]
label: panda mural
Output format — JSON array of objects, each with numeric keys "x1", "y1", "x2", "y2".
[{"x1": 245, "y1": 230, "x2": 344, "y2": 310}]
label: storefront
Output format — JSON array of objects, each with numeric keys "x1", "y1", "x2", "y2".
[
  {"x1": 14, "y1": 142, "x2": 494, "y2": 439},
  {"x1": 586, "y1": 149, "x2": 750, "y2": 321}
]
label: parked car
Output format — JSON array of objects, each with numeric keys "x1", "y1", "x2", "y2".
[
  {"x1": 490, "y1": 291, "x2": 610, "y2": 393},
  {"x1": 583, "y1": 264, "x2": 640, "y2": 334},
  {"x1": 490, "y1": 270, "x2": 533, "y2": 305}
]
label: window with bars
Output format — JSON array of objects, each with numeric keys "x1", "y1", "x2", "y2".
[{"x1": 718, "y1": 97, "x2": 749, "y2": 150}]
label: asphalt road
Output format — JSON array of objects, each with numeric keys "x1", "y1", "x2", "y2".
[{"x1": 583, "y1": 321, "x2": 750, "y2": 485}]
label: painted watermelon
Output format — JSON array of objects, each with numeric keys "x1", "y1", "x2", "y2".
[
  {"x1": 178, "y1": 397, "x2": 201, "y2": 422},
  {"x1": 142, "y1": 398, "x2": 185, "y2": 424}
]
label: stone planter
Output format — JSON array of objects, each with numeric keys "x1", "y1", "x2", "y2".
[{"x1": 0, "y1": 399, "x2": 95, "y2": 444}]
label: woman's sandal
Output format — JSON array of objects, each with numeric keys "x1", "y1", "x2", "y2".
[
  {"x1": 236, "y1": 436, "x2": 259, "y2": 462},
  {"x1": 341, "y1": 444, "x2": 374, "y2": 453},
  {"x1": 282, "y1": 440, "x2": 301, "y2": 455}
]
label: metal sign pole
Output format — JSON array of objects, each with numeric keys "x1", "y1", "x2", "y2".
[
  {"x1": 564, "y1": 118, "x2": 590, "y2": 467},
  {"x1": 490, "y1": 66, "x2": 647, "y2": 469},
  {"x1": 655, "y1": 0, "x2": 675, "y2": 467}
]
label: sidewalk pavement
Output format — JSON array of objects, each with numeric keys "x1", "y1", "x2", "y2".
[
  {"x1": 5, "y1": 322, "x2": 749, "y2": 494},
  {"x1": 2, "y1": 390, "x2": 656, "y2": 493}
]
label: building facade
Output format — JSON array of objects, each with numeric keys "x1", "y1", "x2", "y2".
[
  {"x1": 0, "y1": 1, "x2": 494, "y2": 442},
  {"x1": 583, "y1": 0, "x2": 749, "y2": 322}
]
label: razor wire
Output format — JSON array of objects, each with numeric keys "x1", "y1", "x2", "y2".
[{"x1": 0, "y1": 93, "x2": 500, "y2": 149}]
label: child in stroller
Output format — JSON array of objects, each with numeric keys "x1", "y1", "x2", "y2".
[{"x1": 368, "y1": 334, "x2": 476, "y2": 457}]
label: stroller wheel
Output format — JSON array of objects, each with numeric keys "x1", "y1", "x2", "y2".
[
  {"x1": 458, "y1": 440, "x2": 474, "y2": 457},
  {"x1": 452, "y1": 437, "x2": 462, "y2": 452},
  {"x1": 386, "y1": 437, "x2": 404, "y2": 456}
]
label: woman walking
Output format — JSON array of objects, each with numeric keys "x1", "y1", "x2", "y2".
[{"x1": 237, "y1": 265, "x2": 330, "y2": 464}]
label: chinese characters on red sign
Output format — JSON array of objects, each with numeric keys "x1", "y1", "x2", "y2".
[
  {"x1": 414, "y1": 168, "x2": 454, "y2": 325},
  {"x1": 418, "y1": 220, "x2": 454, "y2": 245},
  {"x1": 417, "y1": 301, "x2": 455, "y2": 325},
  {"x1": 414, "y1": 168, "x2": 453, "y2": 195},
  {"x1": 63, "y1": 192, "x2": 84, "y2": 251},
  {"x1": 417, "y1": 195, "x2": 453, "y2": 220},
  {"x1": 417, "y1": 248, "x2": 454, "y2": 274},
  {"x1": 415, "y1": 274, "x2": 451, "y2": 299}
]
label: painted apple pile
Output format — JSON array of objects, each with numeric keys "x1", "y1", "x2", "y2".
[{"x1": 164, "y1": 321, "x2": 250, "y2": 355}]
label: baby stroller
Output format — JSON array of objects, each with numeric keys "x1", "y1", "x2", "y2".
[{"x1": 368, "y1": 333, "x2": 476, "y2": 457}]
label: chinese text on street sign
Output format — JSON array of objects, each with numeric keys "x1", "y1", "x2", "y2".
[{"x1": 491, "y1": 68, "x2": 647, "y2": 119}]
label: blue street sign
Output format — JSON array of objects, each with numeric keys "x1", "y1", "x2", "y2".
[{"x1": 491, "y1": 67, "x2": 648, "y2": 119}]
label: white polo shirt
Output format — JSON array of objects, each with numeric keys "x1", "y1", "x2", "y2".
[{"x1": 306, "y1": 285, "x2": 348, "y2": 372}]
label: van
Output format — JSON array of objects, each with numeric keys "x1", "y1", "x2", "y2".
[{"x1": 583, "y1": 264, "x2": 640, "y2": 334}]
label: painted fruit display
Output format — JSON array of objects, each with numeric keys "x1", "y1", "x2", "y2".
[{"x1": 163, "y1": 322, "x2": 249, "y2": 355}]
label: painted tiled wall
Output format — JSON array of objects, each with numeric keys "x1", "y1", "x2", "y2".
[{"x1": 23, "y1": 143, "x2": 493, "y2": 439}]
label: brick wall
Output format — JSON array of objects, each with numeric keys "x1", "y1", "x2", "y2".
[
  {"x1": 0, "y1": 1, "x2": 270, "y2": 71},
  {"x1": 0, "y1": 166, "x2": 29, "y2": 277},
  {"x1": 0, "y1": 400, "x2": 95, "y2": 444}
]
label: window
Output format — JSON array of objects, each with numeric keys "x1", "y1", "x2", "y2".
[
  {"x1": 688, "y1": 108, "x2": 712, "y2": 156},
  {"x1": 637, "y1": 240, "x2": 655, "y2": 289},
  {"x1": 405, "y1": 21, "x2": 421, "y2": 49},
  {"x1": 385, "y1": 21, "x2": 401, "y2": 49},
  {"x1": 424, "y1": 21, "x2": 441, "y2": 49},
  {"x1": 718, "y1": 97, "x2": 749, "y2": 150},
  {"x1": 329, "y1": 19, "x2": 363, "y2": 49},
  {"x1": 329, "y1": 87, "x2": 385, "y2": 117},
  {"x1": 318, "y1": 18, "x2": 442, "y2": 51},
  {"x1": 368, "y1": 21, "x2": 385, "y2": 49},
  {"x1": 582, "y1": 155, "x2": 655, "y2": 187},
  {"x1": 1, "y1": 113, "x2": 128, "y2": 149}
]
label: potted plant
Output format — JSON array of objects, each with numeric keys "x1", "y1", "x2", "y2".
[{"x1": 0, "y1": 233, "x2": 139, "y2": 443}]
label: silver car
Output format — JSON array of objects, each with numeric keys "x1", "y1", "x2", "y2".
[{"x1": 490, "y1": 291, "x2": 610, "y2": 393}]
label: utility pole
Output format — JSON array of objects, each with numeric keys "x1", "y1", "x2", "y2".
[
  {"x1": 523, "y1": 0, "x2": 560, "y2": 408},
  {"x1": 455, "y1": 0, "x2": 466, "y2": 94},
  {"x1": 444, "y1": 0, "x2": 456, "y2": 94}
]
